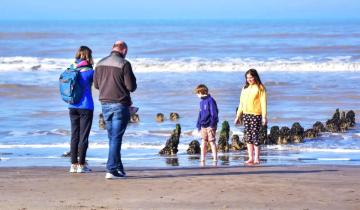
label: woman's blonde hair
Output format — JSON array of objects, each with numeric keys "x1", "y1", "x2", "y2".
[{"x1": 75, "y1": 46, "x2": 94, "y2": 65}]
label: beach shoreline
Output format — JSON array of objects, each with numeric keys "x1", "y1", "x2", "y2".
[
  {"x1": 1, "y1": 70, "x2": 360, "y2": 168},
  {"x1": 0, "y1": 19, "x2": 360, "y2": 209},
  {"x1": 1, "y1": 165, "x2": 359, "y2": 210}
]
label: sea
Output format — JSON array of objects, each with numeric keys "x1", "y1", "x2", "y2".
[{"x1": 0, "y1": 19, "x2": 359, "y2": 168}]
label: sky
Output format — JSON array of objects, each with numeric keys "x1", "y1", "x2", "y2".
[{"x1": 1, "y1": 0, "x2": 360, "y2": 20}]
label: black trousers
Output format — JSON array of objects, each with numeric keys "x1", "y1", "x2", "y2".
[{"x1": 69, "y1": 108, "x2": 93, "y2": 165}]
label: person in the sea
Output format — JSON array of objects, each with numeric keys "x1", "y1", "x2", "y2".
[
  {"x1": 68, "y1": 46, "x2": 95, "y2": 173},
  {"x1": 94, "y1": 40, "x2": 137, "y2": 179},
  {"x1": 195, "y1": 84, "x2": 219, "y2": 164},
  {"x1": 234, "y1": 69, "x2": 267, "y2": 165}
]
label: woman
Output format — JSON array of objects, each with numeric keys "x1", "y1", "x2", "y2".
[
  {"x1": 234, "y1": 69, "x2": 267, "y2": 165},
  {"x1": 68, "y1": 46, "x2": 94, "y2": 173}
]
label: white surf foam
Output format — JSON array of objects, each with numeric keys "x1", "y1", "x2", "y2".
[
  {"x1": 1, "y1": 56, "x2": 360, "y2": 73},
  {"x1": 6, "y1": 129, "x2": 95, "y2": 137},
  {"x1": 268, "y1": 145, "x2": 360, "y2": 153},
  {"x1": 0, "y1": 57, "x2": 71, "y2": 72},
  {"x1": 0, "y1": 142, "x2": 190, "y2": 150},
  {"x1": 0, "y1": 143, "x2": 70, "y2": 149},
  {"x1": 317, "y1": 158, "x2": 351, "y2": 161}
]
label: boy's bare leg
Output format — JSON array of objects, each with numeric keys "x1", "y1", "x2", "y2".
[
  {"x1": 254, "y1": 145, "x2": 260, "y2": 164},
  {"x1": 200, "y1": 140, "x2": 207, "y2": 162},
  {"x1": 209, "y1": 141, "x2": 217, "y2": 162},
  {"x1": 245, "y1": 143, "x2": 254, "y2": 164}
]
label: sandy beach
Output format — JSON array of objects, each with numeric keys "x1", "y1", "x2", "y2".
[{"x1": 0, "y1": 165, "x2": 359, "y2": 210}]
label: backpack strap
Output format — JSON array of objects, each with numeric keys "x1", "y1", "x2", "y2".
[
  {"x1": 67, "y1": 63, "x2": 78, "y2": 71},
  {"x1": 68, "y1": 61, "x2": 93, "y2": 72},
  {"x1": 78, "y1": 66, "x2": 92, "y2": 72}
]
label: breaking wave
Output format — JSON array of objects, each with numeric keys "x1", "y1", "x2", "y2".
[{"x1": 1, "y1": 56, "x2": 359, "y2": 73}]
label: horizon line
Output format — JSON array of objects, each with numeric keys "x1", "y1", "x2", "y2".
[{"x1": 1, "y1": 17, "x2": 360, "y2": 22}]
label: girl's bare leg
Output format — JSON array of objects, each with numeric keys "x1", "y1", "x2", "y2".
[
  {"x1": 254, "y1": 145, "x2": 260, "y2": 164},
  {"x1": 245, "y1": 143, "x2": 254, "y2": 164}
]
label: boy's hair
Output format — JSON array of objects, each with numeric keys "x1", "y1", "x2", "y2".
[{"x1": 195, "y1": 84, "x2": 209, "y2": 95}]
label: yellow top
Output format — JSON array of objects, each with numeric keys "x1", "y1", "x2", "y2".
[{"x1": 236, "y1": 84, "x2": 267, "y2": 118}]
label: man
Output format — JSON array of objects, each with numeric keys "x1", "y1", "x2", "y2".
[{"x1": 94, "y1": 41, "x2": 137, "y2": 179}]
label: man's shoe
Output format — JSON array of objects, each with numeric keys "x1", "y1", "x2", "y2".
[
  {"x1": 117, "y1": 169, "x2": 126, "y2": 177},
  {"x1": 77, "y1": 165, "x2": 92, "y2": 173},
  {"x1": 105, "y1": 171, "x2": 125, "y2": 179},
  {"x1": 69, "y1": 164, "x2": 77, "y2": 173}
]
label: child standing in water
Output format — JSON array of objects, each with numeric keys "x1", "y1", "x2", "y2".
[
  {"x1": 195, "y1": 84, "x2": 219, "y2": 163},
  {"x1": 234, "y1": 69, "x2": 267, "y2": 165}
]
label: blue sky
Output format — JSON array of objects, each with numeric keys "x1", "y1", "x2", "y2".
[{"x1": 1, "y1": 0, "x2": 360, "y2": 20}]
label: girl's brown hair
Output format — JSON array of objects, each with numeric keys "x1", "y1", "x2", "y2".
[
  {"x1": 244, "y1": 68, "x2": 265, "y2": 90},
  {"x1": 75, "y1": 46, "x2": 94, "y2": 65}
]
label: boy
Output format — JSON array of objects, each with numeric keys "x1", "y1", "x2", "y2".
[{"x1": 195, "y1": 84, "x2": 219, "y2": 163}]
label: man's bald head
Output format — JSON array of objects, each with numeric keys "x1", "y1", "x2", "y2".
[{"x1": 112, "y1": 40, "x2": 128, "y2": 57}]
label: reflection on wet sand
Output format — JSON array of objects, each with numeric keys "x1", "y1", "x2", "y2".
[{"x1": 165, "y1": 156, "x2": 179, "y2": 166}]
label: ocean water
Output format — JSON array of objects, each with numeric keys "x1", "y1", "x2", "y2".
[{"x1": 0, "y1": 19, "x2": 359, "y2": 168}]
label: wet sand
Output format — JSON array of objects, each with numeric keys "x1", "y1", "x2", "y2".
[{"x1": 0, "y1": 165, "x2": 359, "y2": 210}]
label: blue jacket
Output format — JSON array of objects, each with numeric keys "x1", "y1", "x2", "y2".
[
  {"x1": 68, "y1": 60, "x2": 94, "y2": 110},
  {"x1": 196, "y1": 95, "x2": 219, "y2": 130}
]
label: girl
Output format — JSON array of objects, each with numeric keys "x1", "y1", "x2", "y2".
[
  {"x1": 234, "y1": 69, "x2": 267, "y2": 165},
  {"x1": 68, "y1": 46, "x2": 94, "y2": 173}
]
